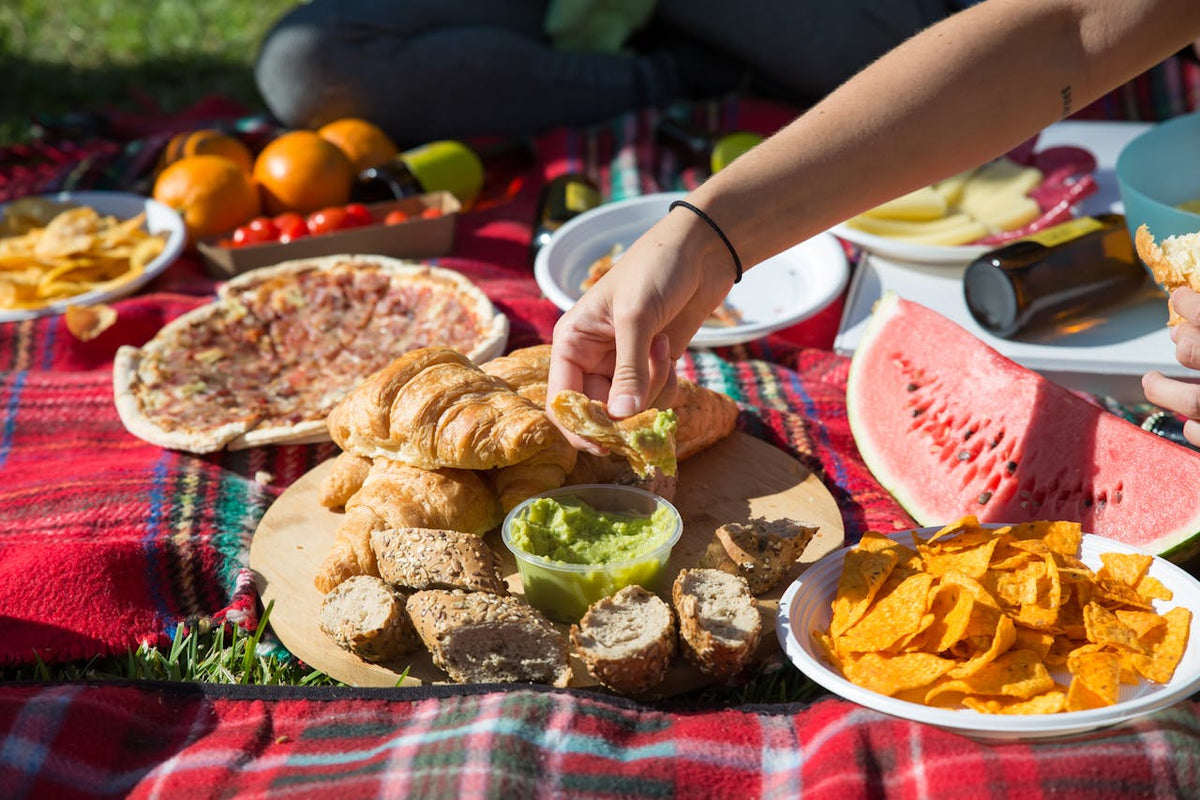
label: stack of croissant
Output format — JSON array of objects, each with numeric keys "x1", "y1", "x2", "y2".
[{"x1": 314, "y1": 344, "x2": 740, "y2": 593}]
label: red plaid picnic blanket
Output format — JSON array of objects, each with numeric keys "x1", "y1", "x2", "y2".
[{"x1": 2, "y1": 57, "x2": 1200, "y2": 798}]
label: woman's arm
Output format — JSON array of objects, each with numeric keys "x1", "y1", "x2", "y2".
[{"x1": 548, "y1": 0, "x2": 1200, "y2": 438}]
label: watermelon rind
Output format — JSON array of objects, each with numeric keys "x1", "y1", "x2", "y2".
[{"x1": 846, "y1": 291, "x2": 1200, "y2": 563}]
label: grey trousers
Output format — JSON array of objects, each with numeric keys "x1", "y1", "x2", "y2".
[{"x1": 254, "y1": 0, "x2": 957, "y2": 146}]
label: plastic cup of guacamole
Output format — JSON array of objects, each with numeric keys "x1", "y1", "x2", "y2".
[{"x1": 501, "y1": 484, "x2": 683, "y2": 623}]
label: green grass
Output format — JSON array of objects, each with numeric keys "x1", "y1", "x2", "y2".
[{"x1": 0, "y1": 0, "x2": 296, "y2": 145}]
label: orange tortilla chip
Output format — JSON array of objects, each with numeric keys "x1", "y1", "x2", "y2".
[
  {"x1": 929, "y1": 648, "x2": 1054, "y2": 702},
  {"x1": 1067, "y1": 650, "x2": 1123, "y2": 707},
  {"x1": 1131, "y1": 606, "x2": 1192, "y2": 684},
  {"x1": 840, "y1": 651, "x2": 956, "y2": 698},
  {"x1": 1098, "y1": 552, "x2": 1154, "y2": 588},
  {"x1": 830, "y1": 546, "x2": 899, "y2": 636},
  {"x1": 1083, "y1": 602, "x2": 1145, "y2": 653},
  {"x1": 838, "y1": 572, "x2": 935, "y2": 653},
  {"x1": 1135, "y1": 574, "x2": 1173, "y2": 602}
]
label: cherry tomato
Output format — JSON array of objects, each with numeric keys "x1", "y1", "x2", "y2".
[
  {"x1": 342, "y1": 203, "x2": 375, "y2": 228},
  {"x1": 383, "y1": 209, "x2": 410, "y2": 225},
  {"x1": 232, "y1": 216, "x2": 278, "y2": 247},
  {"x1": 306, "y1": 206, "x2": 349, "y2": 236},
  {"x1": 420, "y1": 206, "x2": 443, "y2": 219},
  {"x1": 273, "y1": 212, "x2": 308, "y2": 243}
]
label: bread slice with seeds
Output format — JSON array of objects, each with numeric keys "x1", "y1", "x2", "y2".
[
  {"x1": 407, "y1": 589, "x2": 572, "y2": 686},
  {"x1": 570, "y1": 585, "x2": 677, "y2": 694},
  {"x1": 672, "y1": 568, "x2": 762, "y2": 680},
  {"x1": 319, "y1": 575, "x2": 419, "y2": 662},
  {"x1": 370, "y1": 527, "x2": 508, "y2": 595},
  {"x1": 698, "y1": 517, "x2": 819, "y2": 595}
]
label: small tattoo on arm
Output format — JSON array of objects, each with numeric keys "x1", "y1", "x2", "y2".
[{"x1": 1060, "y1": 85, "x2": 1073, "y2": 117}]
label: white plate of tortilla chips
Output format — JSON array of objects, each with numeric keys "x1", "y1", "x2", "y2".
[
  {"x1": 0, "y1": 190, "x2": 186, "y2": 322},
  {"x1": 777, "y1": 521, "x2": 1200, "y2": 740}
]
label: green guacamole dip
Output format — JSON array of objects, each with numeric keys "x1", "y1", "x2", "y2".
[
  {"x1": 510, "y1": 495, "x2": 676, "y2": 564},
  {"x1": 629, "y1": 408, "x2": 679, "y2": 476}
]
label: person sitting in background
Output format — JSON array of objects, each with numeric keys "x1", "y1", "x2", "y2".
[
  {"x1": 254, "y1": 0, "x2": 969, "y2": 146},
  {"x1": 541, "y1": 0, "x2": 1200, "y2": 448}
]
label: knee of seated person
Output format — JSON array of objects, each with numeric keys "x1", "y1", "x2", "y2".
[{"x1": 255, "y1": 19, "x2": 362, "y2": 129}]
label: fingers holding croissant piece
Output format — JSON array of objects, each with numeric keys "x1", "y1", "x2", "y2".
[
  {"x1": 550, "y1": 389, "x2": 678, "y2": 478},
  {"x1": 327, "y1": 346, "x2": 559, "y2": 470}
]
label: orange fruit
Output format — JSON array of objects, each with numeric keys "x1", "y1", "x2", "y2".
[
  {"x1": 162, "y1": 129, "x2": 254, "y2": 174},
  {"x1": 253, "y1": 130, "x2": 355, "y2": 215},
  {"x1": 317, "y1": 117, "x2": 399, "y2": 173},
  {"x1": 152, "y1": 154, "x2": 262, "y2": 241}
]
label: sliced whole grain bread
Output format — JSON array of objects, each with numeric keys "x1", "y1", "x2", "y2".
[
  {"x1": 407, "y1": 589, "x2": 572, "y2": 686},
  {"x1": 370, "y1": 527, "x2": 508, "y2": 595},
  {"x1": 570, "y1": 585, "x2": 677, "y2": 695},
  {"x1": 699, "y1": 517, "x2": 819, "y2": 595},
  {"x1": 318, "y1": 575, "x2": 419, "y2": 662},
  {"x1": 672, "y1": 568, "x2": 762, "y2": 680}
]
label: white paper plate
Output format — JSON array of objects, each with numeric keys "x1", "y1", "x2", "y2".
[
  {"x1": 535, "y1": 192, "x2": 849, "y2": 348},
  {"x1": 777, "y1": 527, "x2": 1200, "y2": 741},
  {"x1": 0, "y1": 190, "x2": 187, "y2": 322},
  {"x1": 828, "y1": 222, "x2": 993, "y2": 267}
]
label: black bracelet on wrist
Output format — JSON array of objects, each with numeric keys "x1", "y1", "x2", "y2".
[{"x1": 668, "y1": 199, "x2": 743, "y2": 284}]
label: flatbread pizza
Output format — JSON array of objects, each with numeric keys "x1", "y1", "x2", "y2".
[{"x1": 113, "y1": 254, "x2": 509, "y2": 453}]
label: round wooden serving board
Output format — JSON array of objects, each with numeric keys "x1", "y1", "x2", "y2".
[{"x1": 250, "y1": 431, "x2": 845, "y2": 694}]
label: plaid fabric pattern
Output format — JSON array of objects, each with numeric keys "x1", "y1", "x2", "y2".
[
  {"x1": 1, "y1": 683, "x2": 1198, "y2": 800},
  {"x1": 4, "y1": 64, "x2": 1200, "y2": 798}
]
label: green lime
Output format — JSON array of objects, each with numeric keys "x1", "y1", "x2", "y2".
[{"x1": 710, "y1": 131, "x2": 763, "y2": 173}]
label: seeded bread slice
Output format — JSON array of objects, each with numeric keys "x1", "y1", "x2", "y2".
[
  {"x1": 699, "y1": 517, "x2": 819, "y2": 595},
  {"x1": 319, "y1": 575, "x2": 419, "y2": 662},
  {"x1": 570, "y1": 585, "x2": 677, "y2": 694},
  {"x1": 672, "y1": 568, "x2": 762, "y2": 680},
  {"x1": 371, "y1": 527, "x2": 508, "y2": 595},
  {"x1": 407, "y1": 589, "x2": 572, "y2": 686}
]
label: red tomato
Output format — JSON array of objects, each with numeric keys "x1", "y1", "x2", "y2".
[
  {"x1": 383, "y1": 209, "x2": 410, "y2": 225},
  {"x1": 419, "y1": 206, "x2": 442, "y2": 219},
  {"x1": 273, "y1": 212, "x2": 309, "y2": 243},
  {"x1": 232, "y1": 216, "x2": 278, "y2": 247},
  {"x1": 306, "y1": 206, "x2": 349, "y2": 236},
  {"x1": 343, "y1": 203, "x2": 375, "y2": 228}
]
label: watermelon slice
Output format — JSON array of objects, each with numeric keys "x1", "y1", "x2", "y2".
[{"x1": 846, "y1": 292, "x2": 1200, "y2": 562}]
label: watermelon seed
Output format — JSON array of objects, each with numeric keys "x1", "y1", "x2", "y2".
[
  {"x1": 963, "y1": 429, "x2": 976, "y2": 440},
  {"x1": 906, "y1": 382, "x2": 919, "y2": 392},
  {"x1": 977, "y1": 491, "x2": 993, "y2": 504},
  {"x1": 1083, "y1": 497, "x2": 1093, "y2": 507},
  {"x1": 912, "y1": 407, "x2": 926, "y2": 418},
  {"x1": 956, "y1": 450, "x2": 971, "y2": 461},
  {"x1": 1005, "y1": 461, "x2": 1017, "y2": 474}
]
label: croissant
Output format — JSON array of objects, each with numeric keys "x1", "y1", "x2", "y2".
[
  {"x1": 314, "y1": 459, "x2": 503, "y2": 592},
  {"x1": 491, "y1": 432, "x2": 578, "y2": 512},
  {"x1": 550, "y1": 390, "x2": 677, "y2": 478},
  {"x1": 481, "y1": 344, "x2": 552, "y2": 404},
  {"x1": 326, "y1": 346, "x2": 558, "y2": 470},
  {"x1": 318, "y1": 451, "x2": 373, "y2": 509},
  {"x1": 668, "y1": 379, "x2": 740, "y2": 461}
]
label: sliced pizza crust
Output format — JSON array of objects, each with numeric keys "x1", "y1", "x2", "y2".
[
  {"x1": 113, "y1": 254, "x2": 509, "y2": 453},
  {"x1": 550, "y1": 389, "x2": 678, "y2": 478}
]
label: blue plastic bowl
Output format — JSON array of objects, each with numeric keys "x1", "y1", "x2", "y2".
[{"x1": 1116, "y1": 110, "x2": 1200, "y2": 270}]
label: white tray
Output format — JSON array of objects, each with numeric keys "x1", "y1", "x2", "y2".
[{"x1": 833, "y1": 121, "x2": 1192, "y2": 404}]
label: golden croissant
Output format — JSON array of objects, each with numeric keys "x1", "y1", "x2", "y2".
[
  {"x1": 314, "y1": 459, "x2": 502, "y2": 592},
  {"x1": 326, "y1": 346, "x2": 559, "y2": 470}
]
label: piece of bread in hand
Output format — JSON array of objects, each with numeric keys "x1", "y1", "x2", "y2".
[
  {"x1": 319, "y1": 575, "x2": 419, "y2": 662},
  {"x1": 551, "y1": 389, "x2": 678, "y2": 478},
  {"x1": 699, "y1": 517, "x2": 820, "y2": 595},
  {"x1": 672, "y1": 568, "x2": 762, "y2": 680},
  {"x1": 407, "y1": 589, "x2": 572, "y2": 686},
  {"x1": 570, "y1": 584, "x2": 677, "y2": 695},
  {"x1": 370, "y1": 527, "x2": 509, "y2": 595},
  {"x1": 1135, "y1": 223, "x2": 1200, "y2": 326}
]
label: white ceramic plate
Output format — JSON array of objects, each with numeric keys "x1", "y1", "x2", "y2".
[
  {"x1": 534, "y1": 192, "x2": 850, "y2": 348},
  {"x1": 0, "y1": 190, "x2": 187, "y2": 322},
  {"x1": 777, "y1": 527, "x2": 1200, "y2": 741},
  {"x1": 829, "y1": 222, "x2": 993, "y2": 267}
]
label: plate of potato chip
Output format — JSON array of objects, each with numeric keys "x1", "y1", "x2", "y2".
[
  {"x1": 0, "y1": 190, "x2": 186, "y2": 322},
  {"x1": 777, "y1": 518, "x2": 1200, "y2": 740}
]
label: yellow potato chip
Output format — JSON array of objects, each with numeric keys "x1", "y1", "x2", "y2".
[
  {"x1": 1131, "y1": 606, "x2": 1192, "y2": 684},
  {"x1": 838, "y1": 572, "x2": 935, "y2": 653},
  {"x1": 840, "y1": 651, "x2": 956, "y2": 697},
  {"x1": 1098, "y1": 552, "x2": 1154, "y2": 588},
  {"x1": 830, "y1": 546, "x2": 899, "y2": 636}
]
